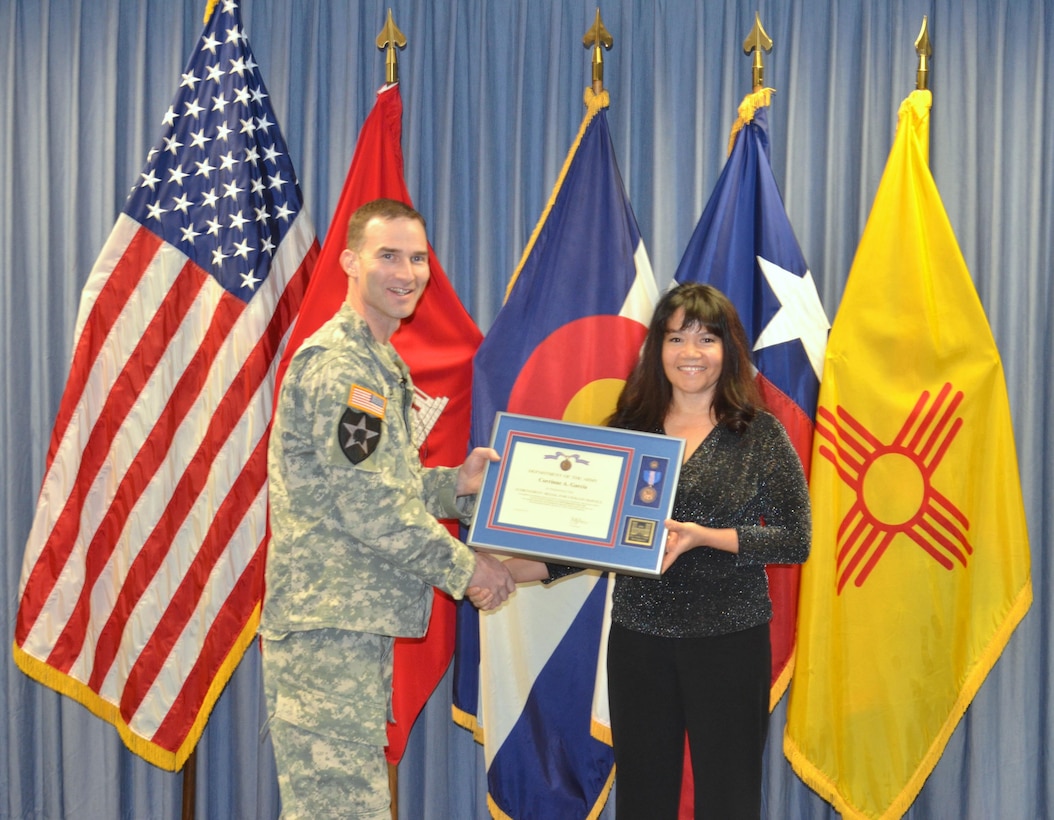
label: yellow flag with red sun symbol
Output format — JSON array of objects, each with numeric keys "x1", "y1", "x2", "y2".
[{"x1": 784, "y1": 90, "x2": 1032, "y2": 820}]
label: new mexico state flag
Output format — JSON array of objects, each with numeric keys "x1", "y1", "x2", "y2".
[{"x1": 783, "y1": 90, "x2": 1032, "y2": 820}]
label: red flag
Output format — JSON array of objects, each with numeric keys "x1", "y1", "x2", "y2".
[
  {"x1": 271, "y1": 83, "x2": 482, "y2": 764},
  {"x1": 13, "y1": 2, "x2": 317, "y2": 770}
]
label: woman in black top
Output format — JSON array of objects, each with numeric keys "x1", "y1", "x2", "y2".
[{"x1": 483, "y1": 283, "x2": 811, "y2": 819}]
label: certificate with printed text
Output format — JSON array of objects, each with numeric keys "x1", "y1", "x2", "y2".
[{"x1": 467, "y1": 412, "x2": 685, "y2": 577}]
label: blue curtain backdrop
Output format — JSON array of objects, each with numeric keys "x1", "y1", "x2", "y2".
[{"x1": 2, "y1": 1, "x2": 1050, "y2": 817}]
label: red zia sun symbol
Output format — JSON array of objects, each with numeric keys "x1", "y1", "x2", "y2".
[{"x1": 816, "y1": 382, "x2": 972, "y2": 594}]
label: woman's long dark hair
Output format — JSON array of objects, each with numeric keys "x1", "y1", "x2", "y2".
[{"x1": 608, "y1": 283, "x2": 761, "y2": 434}]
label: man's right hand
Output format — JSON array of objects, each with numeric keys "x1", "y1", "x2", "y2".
[{"x1": 465, "y1": 552, "x2": 515, "y2": 611}]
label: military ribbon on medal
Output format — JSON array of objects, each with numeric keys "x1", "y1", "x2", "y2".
[
  {"x1": 543, "y1": 451, "x2": 591, "y2": 471},
  {"x1": 637, "y1": 457, "x2": 665, "y2": 507}
]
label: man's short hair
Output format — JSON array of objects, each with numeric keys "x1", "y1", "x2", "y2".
[{"x1": 345, "y1": 198, "x2": 426, "y2": 252}]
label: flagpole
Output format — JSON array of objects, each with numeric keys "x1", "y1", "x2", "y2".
[
  {"x1": 582, "y1": 8, "x2": 612, "y2": 95},
  {"x1": 375, "y1": 12, "x2": 410, "y2": 815},
  {"x1": 742, "y1": 12, "x2": 772, "y2": 92},
  {"x1": 376, "y1": 8, "x2": 407, "y2": 86},
  {"x1": 726, "y1": 14, "x2": 774, "y2": 156},
  {"x1": 176, "y1": 7, "x2": 225, "y2": 816},
  {"x1": 915, "y1": 15, "x2": 931, "y2": 90},
  {"x1": 169, "y1": 6, "x2": 218, "y2": 819},
  {"x1": 181, "y1": 750, "x2": 197, "y2": 820}
]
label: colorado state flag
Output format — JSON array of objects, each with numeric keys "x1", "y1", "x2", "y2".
[
  {"x1": 784, "y1": 90, "x2": 1032, "y2": 819},
  {"x1": 674, "y1": 88, "x2": 829, "y2": 703},
  {"x1": 453, "y1": 87, "x2": 657, "y2": 819}
]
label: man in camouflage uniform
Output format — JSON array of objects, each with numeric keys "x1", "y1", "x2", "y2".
[{"x1": 262, "y1": 198, "x2": 514, "y2": 819}]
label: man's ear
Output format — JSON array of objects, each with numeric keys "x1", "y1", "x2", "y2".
[{"x1": 339, "y1": 248, "x2": 357, "y2": 277}]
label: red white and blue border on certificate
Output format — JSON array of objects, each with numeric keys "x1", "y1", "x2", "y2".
[{"x1": 468, "y1": 412, "x2": 684, "y2": 577}]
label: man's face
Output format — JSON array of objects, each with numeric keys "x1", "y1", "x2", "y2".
[{"x1": 341, "y1": 216, "x2": 430, "y2": 342}]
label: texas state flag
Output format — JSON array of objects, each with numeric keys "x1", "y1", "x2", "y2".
[{"x1": 674, "y1": 88, "x2": 829, "y2": 704}]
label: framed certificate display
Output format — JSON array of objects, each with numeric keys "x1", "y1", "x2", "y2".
[{"x1": 467, "y1": 412, "x2": 684, "y2": 577}]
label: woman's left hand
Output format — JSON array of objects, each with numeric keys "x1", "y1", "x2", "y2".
[
  {"x1": 662, "y1": 519, "x2": 700, "y2": 572},
  {"x1": 662, "y1": 519, "x2": 740, "y2": 572}
]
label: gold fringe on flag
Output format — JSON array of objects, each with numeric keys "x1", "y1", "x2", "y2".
[{"x1": 727, "y1": 87, "x2": 776, "y2": 155}]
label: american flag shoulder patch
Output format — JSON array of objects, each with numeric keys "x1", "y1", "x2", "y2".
[{"x1": 348, "y1": 384, "x2": 387, "y2": 419}]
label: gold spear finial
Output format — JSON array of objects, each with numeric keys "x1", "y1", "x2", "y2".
[
  {"x1": 743, "y1": 12, "x2": 773, "y2": 91},
  {"x1": 582, "y1": 8, "x2": 613, "y2": 95},
  {"x1": 375, "y1": 9, "x2": 407, "y2": 85},
  {"x1": 915, "y1": 16, "x2": 932, "y2": 91}
]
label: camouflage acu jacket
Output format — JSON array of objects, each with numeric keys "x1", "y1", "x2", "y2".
[{"x1": 261, "y1": 305, "x2": 476, "y2": 639}]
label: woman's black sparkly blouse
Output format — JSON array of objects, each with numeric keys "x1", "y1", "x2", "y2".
[{"x1": 548, "y1": 410, "x2": 811, "y2": 638}]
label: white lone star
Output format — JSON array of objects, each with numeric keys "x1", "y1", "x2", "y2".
[{"x1": 753, "y1": 255, "x2": 830, "y2": 381}]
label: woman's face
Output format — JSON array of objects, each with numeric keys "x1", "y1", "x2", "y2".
[{"x1": 661, "y1": 308, "x2": 724, "y2": 402}]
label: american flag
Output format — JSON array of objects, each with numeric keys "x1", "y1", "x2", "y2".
[
  {"x1": 13, "y1": 0, "x2": 317, "y2": 770},
  {"x1": 349, "y1": 384, "x2": 389, "y2": 418}
]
